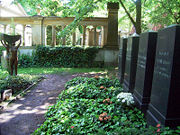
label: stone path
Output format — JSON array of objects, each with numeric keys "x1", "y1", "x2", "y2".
[{"x1": 0, "y1": 73, "x2": 99, "y2": 135}]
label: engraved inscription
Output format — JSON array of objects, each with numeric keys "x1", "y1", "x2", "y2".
[{"x1": 154, "y1": 51, "x2": 171, "y2": 78}]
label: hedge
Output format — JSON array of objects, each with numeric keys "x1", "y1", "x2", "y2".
[{"x1": 18, "y1": 46, "x2": 102, "y2": 68}]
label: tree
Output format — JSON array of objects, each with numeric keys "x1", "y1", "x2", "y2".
[
  {"x1": 16, "y1": 0, "x2": 179, "y2": 36},
  {"x1": 118, "y1": 0, "x2": 141, "y2": 34},
  {"x1": 118, "y1": 0, "x2": 179, "y2": 34},
  {"x1": 149, "y1": 0, "x2": 180, "y2": 26}
]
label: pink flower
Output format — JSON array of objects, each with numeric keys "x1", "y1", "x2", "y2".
[
  {"x1": 71, "y1": 126, "x2": 74, "y2": 129},
  {"x1": 156, "y1": 124, "x2": 161, "y2": 128},
  {"x1": 157, "y1": 128, "x2": 160, "y2": 132}
]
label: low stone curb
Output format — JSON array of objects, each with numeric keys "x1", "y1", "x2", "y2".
[{"x1": 0, "y1": 77, "x2": 44, "y2": 113}]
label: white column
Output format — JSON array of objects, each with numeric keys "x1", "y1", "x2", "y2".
[{"x1": 22, "y1": 25, "x2": 26, "y2": 46}]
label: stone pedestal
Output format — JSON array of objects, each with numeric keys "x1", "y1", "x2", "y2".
[
  {"x1": 133, "y1": 32, "x2": 157, "y2": 114},
  {"x1": 104, "y1": 49, "x2": 119, "y2": 67},
  {"x1": 123, "y1": 34, "x2": 139, "y2": 92},
  {"x1": 118, "y1": 38, "x2": 127, "y2": 84},
  {"x1": 146, "y1": 25, "x2": 180, "y2": 128},
  {"x1": 104, "y1": 2, "x2": 119, "y2": 49},
  {"x1": 94, "y1": 49, "x2": 119, "y2": 67}
]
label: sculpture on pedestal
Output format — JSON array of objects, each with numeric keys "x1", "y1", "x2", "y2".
[{"x1": 0, "y1": 34, "x2": 21, "y2": 75}]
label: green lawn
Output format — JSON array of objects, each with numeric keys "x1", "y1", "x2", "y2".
[{"x1": 0, "y1": 67, "x2": 114, "y2": 78}]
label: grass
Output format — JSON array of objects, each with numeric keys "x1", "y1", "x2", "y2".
[{"x1": 0, "y1": 67, "x2": 117, "y2": 78}]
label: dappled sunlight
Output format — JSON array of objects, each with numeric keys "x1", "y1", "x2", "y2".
[
  {"x1": 0, "y1": 70, "x2": 110, "y2": 134},
  {"x1": 17, "y1": 67, "x2": 108, "y2": 75}
]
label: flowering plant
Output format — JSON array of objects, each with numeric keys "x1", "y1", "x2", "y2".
[
  {"x1": 117, "y1": 92, "x2": 135, "y2": 106},
  {"x1": 99, "y1": 112, "x2": 111, "y2": 122},
  {"x1": 103, "y1": 98, "x2": 112, "y2": 105}
]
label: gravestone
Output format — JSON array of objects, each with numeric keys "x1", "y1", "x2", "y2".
[
  {"x1": 123, "y1": 34, "x2": 139, "y2": 92},
  {"x1": 146, "y1": 25, "x2": 180, "y2": 127},
  {"x1": 118, "y1": 38, "x2": 127, "y2": 84},
  {"x1": 133, "y1": 31, "x2": 157, "y2": 114}
]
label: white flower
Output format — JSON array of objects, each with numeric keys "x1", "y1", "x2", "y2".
[{"x1": 117, "y1": 92, "x2": 135, "y2": 106}]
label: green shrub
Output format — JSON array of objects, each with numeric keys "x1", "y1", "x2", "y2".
[
  {"x1": 18, "y1": 54, "x2": 34, "y2": 68},
  {"x1": 33, "y1": 77, "x2": 179, "y2": 135},
  {"x1": 62, "y1": 77, "x2": 122, "y2": 100},
  {"x1": 33, "y1": 45, "x2": 100, "y2": 67},
  {"x1": 33, "y1": 98, "x2": 146, "y2": 135},
  {"x1": 0, "y1": 75, "x2": 40, "y2": 94},
  {"x1": 65, "y1": 77, "x2": 121, "y2": 89}
]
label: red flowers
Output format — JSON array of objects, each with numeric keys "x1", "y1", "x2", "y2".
[
  {"x1": 156, "y1": 123, "x2": 161, "y2": 134},
  {"x1": 99, "y1": 112, "x2": 111, "y2": 122},
  {"x1": 157, "y1": 128, "x2": 160, "y2": 132},
  {"x1": 100, "y1": 86, "x2": 105, "y2": 89},
  {"x1": 156, "y1": 124, "x2": 161, "y2": 128},
  {"x1": 99, "y1": 86, "x2": 106, "y2": 90},
  {"x1": 103, "y1": 98, "x2": 112, "y2": 105},
  {"x1": 71, "y1": 126, "x2": 74, "y2": 129}
]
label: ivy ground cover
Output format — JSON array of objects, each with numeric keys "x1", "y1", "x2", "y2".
[{"x1": 33, "y1": 77, "x2": 179, "y2": 135}]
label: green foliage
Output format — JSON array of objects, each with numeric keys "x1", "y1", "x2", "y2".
[
  {"x1": 0, "y1": 75, "x2": 40, "y2": 94},
  {"x1": 149, "y1": 0, "x2": 180, "y2": 25},
  {"x1": 33, "y1": 77, "x2": 179, "y2": 134},
  {"x1": 62, "y1": 77, "x2": 122, "y2": 100},
  {"x1": 32, "y1": 46, "x2": 100, "y2": 68},
  {"x1": 0, "y1": 67, "x2": 107, "y2": 79},
  {"x1": 46, "y1": 26, "x2": 62, "y2": 45},
  {"x1": 16, "y1": 0, "x2": 102, "y2": 37},
  {"x1": 65, "y1": 77, "x2": 121, "y2": 89},
  {"x1": 18, "y1": 54, "x2": 34, "y2": 68}
]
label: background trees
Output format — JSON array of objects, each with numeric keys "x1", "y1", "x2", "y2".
[{"x1": 16, "y1": 0, "x2": 180, "y2": 36}]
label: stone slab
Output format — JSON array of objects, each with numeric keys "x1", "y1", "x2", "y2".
[
  {"x1": 146, "y1": 25, "x2": 180, "y2": 128},
  {"x1": 133, "y1": 31, "x2": 157, "y2": 114},
  {"x1": 123, "y1": 35, "x2": 139, "y2": 92},
  {"x1": 118, "y1": 38, "x2": 127, "y2": 84}
]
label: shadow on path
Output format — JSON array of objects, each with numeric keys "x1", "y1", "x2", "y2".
[{"x1": 0, "y1": 73, "x2": 102, "y2": 135}]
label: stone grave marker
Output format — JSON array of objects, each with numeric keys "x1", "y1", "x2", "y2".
[
  {"x1": 133, "y1": 31, "x2": 157, "y2": 114},
  {"x1": 118, "y1": 37, "x2": 127, "y2": 84},
  {"x1": 123, "y1": 34, "x2": 139, "y2": 92},
  {"x1": 146, "y1": 25, "x2": 180, "y2": 127}
]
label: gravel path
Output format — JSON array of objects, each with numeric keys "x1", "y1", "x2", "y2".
[{"x1": 0, "y1": 73, "x2": 99, "y2": 135}]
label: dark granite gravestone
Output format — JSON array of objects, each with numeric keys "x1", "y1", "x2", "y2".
[
  {"x1": 123, "y1": 34, "x2": 139, "y2": 92},
  {"x1": 146, "y1": 25, "x2": 180, "y2": 128},
  {"x1": 118, "y1": 38, "x2": 127, "y2": 84},
  {"x1": 133, "y1": 31, "x2": 157, "y2": 114}
]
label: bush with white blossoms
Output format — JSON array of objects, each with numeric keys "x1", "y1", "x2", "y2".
[{"x1": 117, "y1": 92, "x2": 135, "y2": 106}]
